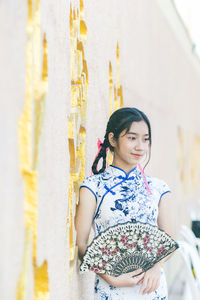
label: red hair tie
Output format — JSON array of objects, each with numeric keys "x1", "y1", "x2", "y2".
[{"x1": 91, "y1": 138, "x2": 109, "y2": 175}]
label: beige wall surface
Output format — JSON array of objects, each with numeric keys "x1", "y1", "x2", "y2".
[{"x1": 1, "y1": 0, "x2": 200, "y2": 299}]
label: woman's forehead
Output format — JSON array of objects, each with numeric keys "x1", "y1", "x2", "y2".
[{"x1": 124, "y1": 121, "x2": 149, "y2": 134}]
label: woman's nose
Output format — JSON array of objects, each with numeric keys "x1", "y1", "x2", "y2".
[{"x1": 135, "y1": 139, "x2": 144, "y2": 150}]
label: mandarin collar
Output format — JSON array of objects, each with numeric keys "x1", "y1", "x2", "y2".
[{"x1": 107, "y1": 164, "x2": 141, "y2": 179}]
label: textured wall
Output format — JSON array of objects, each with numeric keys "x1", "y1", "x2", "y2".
[{"x1": 1, "y1": 0, "x2": 200, "y2": 299}]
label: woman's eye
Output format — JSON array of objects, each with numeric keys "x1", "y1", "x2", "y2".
[
  {"x1": 144, "y1": 138, "x2": 150, "y2": 142},
  {"x1": 128, "y1": 136, "x2": 136, "y2": 140}
]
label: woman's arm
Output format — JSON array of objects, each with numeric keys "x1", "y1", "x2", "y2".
[
  {"x1": 157, "y1": 191, "x2": 174, "y2": 238},
  {"x1": 75, "y1": 187, "x2": 96, "y2": 260},
  {"x1": 157, "y1": 191, "x2": 175, "y2": 263},
  {"x1": 139, "y1": 192, "x2": 175, "y2": 295},
  {"x1": 98, "y1": 271, "x2": 145, "y2": 288}
]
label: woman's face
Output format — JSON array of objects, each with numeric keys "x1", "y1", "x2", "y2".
[{"x1": 110, "y1": 120, "x2": 150, "y2": 171}]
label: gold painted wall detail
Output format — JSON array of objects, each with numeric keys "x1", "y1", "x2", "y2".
[
  {"x1": 67, "y1": 4, "x2": 123, "y2": 276},
  {"x1": 17, "y1": 0, "x2": 49, "y2": 299},
  {"x1": 108, "y1": 43, "x2": 124, "y2": 164},
  {"x1": 191, "y1": 135, "x2": 200, "y2": 188},
  {"x1": 67, "y1": 0, "x2": 88, "y2": 276},
  {"x1": 109, "y1": 43, "x2": 124, "y2": 115},
  {"x1": 177, "y1": 127, "x2": 200, "y2": 192}
]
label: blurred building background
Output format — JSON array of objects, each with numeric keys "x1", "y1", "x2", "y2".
[{"x1": 0, "y1": 0, "x2": 200, "y2": 299}]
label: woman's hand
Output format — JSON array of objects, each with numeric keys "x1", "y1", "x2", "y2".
[
  {"x1": 139, "y1": 263, "x2": 161, "y2": 295},
  {"x1": 99, "y1": 269, "x2": 145, "y2": 288}
]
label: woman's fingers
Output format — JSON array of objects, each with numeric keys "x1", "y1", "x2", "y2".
[
  {"x1": 140, "y1": 277, "x2": 160, "y2": 294},
  {"x1": 126, "y1": 270, "x2": 144, "y2": 287},
  {"x1": 129, "y1": 268, "x2": 143, "y2": 277},
  {"x1": 133, "y1": 273, "x2": 145, "y2": 285},
  {"x1": 144, "y1": 278, "x2": 153, "y2": 294},
  {"x1": 136, "y1": 277, "x2": 144, "y2": 285},
  {"x1": 155, "y1": 278, "x2": 160, "y2": 290},
  {"x1": 137, "y1": 264, "x2": 162, "y2": 294},
  {"x1": 113, "y1": 271, "x2": 144, "y2": 287},
  {"x1": 148, "y1": 278, "x2": 160, "y2": 294},
  {"x1": 139, "y1": 276, "x2": 150, "y2": 294}
]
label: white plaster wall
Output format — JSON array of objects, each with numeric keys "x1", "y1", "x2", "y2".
[
  {"x1": 1, "y1": 0, "x2": 200, "y2": 299},
  {"x1": 0, "y1": 1, "x2": 28, "y2": 299}
]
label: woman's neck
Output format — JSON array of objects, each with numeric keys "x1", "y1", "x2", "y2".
[{"x1": 111, "y1": 160, "x2": 137, "y2": 174}]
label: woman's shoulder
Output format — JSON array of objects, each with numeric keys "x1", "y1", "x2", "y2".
[
  {"x1": 80, "y1": 171, "x2": 107, "y2": 200},
  {"x1": 81, "y1": 173, "x2": 101, "y2": 186},
  {"x1": 146, "y1": 174, "x2": 168, "y2": 184},
  {"x1": 80, "y1": 168, "x2": 109, "y2": 190},
  {"x1": 81, "y1": 167, "x2": 111, "y2": 186},
  {"x1": 146, "y1": 174, "x2": 171, "y2": 193}
]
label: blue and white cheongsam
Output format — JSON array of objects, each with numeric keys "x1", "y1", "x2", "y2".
[{"x1": 80, "y1": 164, "x2": 171, "y2": 300}]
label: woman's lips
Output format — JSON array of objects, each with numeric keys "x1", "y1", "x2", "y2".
[{"x1": 132, "y1": 153, "x2": 142, "y2": 158}]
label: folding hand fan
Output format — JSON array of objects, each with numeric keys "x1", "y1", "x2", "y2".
[{"x1": 80, "y1": 221, "x2": 179, "y2": 277}]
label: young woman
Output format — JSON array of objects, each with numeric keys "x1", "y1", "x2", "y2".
[{"x1": 75, "y1": 107, "x2": 174, "y2": 299}]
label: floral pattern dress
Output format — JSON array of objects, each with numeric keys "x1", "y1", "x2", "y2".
[{"x1": 80, "y1": 164, "x2": 171, "y2": 300}]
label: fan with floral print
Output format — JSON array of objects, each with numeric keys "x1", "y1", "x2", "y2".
[{"x1": 80, "y1": 221, "x2": 179, "y2": 277}]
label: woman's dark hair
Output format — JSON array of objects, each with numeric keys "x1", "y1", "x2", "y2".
[{"x1": 92, "y1": 107, "x2": 152, "y2": 174}]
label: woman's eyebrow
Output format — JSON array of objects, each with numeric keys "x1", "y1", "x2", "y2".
[{"x1": 127, "y1": 132, "x2": 149, "y2": 136}]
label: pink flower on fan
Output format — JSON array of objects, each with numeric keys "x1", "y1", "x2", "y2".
[
  {"x1": 121, "y1": 235, "x2": 128, "y2": 244},
  {"x1": 157, "y1": 246, "x2": 165, "y2": 256},
  {"x1": 147, "y1": 247, "x2": 152, "y2": 252},
  {"x1": 91, "y1": 265, "x2": 99, "y2": 272},
  {"x1": 112, "y1": 249, "x2": 118, "y2": 254},
  {"x1": 102, "y1": 261, "x2": 107, "y2": 267},
  {"x1": 102, "y1": 247, "x2": 109, "y2": 254},
  {"x1": 129, "y1": 243, "x2": 137, "y2": 248},
  {"x1": 143, "y1": 235, "x2": 150, "y2": 244}
]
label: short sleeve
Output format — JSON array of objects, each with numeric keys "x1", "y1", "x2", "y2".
[
  {"x1": 80, "y1": 176, "x2": 97, "y2": 202},
  {"x1": 158, "y1": 180, "x2": 171, "y2": 203}
]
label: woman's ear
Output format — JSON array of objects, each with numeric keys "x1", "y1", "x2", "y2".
[{"x1": 108, "y1": 132, "x2": 116, "y2": 148}]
